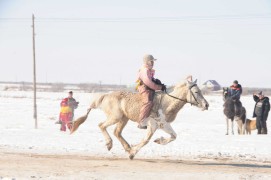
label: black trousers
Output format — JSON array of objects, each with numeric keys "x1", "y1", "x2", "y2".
[{"x1": 256, "y1": 116, "x2": 267, "y2": 134}]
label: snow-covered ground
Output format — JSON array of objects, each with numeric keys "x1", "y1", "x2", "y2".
[{"x1": 0, "y1": 90, "x2": 270, "y2": 162}]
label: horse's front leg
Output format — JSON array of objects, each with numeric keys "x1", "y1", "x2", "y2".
[
  {"x1": 154, "y1": 122, "x2": 177, "y2": 145},
  {"x1": 129, "y1": 119, "x2": 158, "y2": 160},
  {"x1": 231, "y1": 119, "x2": 234, "y2": 135},
  {"x1": 225, "y1": 117, "x2": 229, "y2": 135}
]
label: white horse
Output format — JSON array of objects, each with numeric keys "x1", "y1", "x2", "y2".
[{"x1": 70, "y1": 77, "x2": 209, "y2": 159}]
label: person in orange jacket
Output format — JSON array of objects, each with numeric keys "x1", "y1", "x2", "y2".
[{"x1": 58, "y1": 91, "x2": 79, "y2": 131}]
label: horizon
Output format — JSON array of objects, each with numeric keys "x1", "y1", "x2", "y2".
[{"x1": 2, "y1": 80, "x2": 271, "y2": 89}]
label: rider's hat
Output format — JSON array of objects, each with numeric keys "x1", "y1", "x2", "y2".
[{"x1": 143, "y1": 54, "x2": 157, "y2": 64}]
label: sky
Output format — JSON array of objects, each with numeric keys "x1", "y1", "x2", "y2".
[{"x1": 0, "y1": 0, "x2": 271, "y2": 87}]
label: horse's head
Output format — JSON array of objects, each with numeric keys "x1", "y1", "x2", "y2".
[
  {"x1": 222, "y1": 87, "x2": 230, "y2": 101},
  {"x1": 185, "y1": 79, "x2": 209, "y2": 110}
]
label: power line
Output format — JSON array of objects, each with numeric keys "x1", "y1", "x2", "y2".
[{"x1": 1, "y1": 14, "x2": 271, "y2": 23}]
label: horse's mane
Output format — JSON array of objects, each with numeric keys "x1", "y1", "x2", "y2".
[
  {"x1": 173, "y1": 75, "x2": 196, "y2": 90},
  {"x1": 173, "y1": 80, "x2": 187, "y2": 89}
]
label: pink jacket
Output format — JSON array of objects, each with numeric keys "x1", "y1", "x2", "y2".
[{"x1": 137, "y1": 66, "x2": 161, "y2": 92}]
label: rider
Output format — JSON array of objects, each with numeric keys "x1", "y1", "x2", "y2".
[
  {"x1": 229, "y1": 80, "x2": 242, "y2": 117},
  {"x1": 136, "y1": 54, "x2": 166, "y2": 129}
]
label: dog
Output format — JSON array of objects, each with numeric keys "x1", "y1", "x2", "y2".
[{"x1": 245, "y1": 118, "x2": 257, "y2": 135}]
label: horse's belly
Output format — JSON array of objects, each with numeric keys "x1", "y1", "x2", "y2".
[{"x1": 121, "y1": 100, "x2": 141, "y2": 122}]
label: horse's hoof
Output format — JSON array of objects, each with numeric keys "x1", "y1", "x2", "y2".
[
  {"x1": 225, "y1": 133, "x2": 228, "y2": 135},
  {"x1": 154, "y1": 138, "x2": 161, "y2": 144},
  {"x1": 129, "y1": 154, "x2": 135, "y2": 160},
  {"x1": 106, "y1": 142, "x2": 112, "y2": 151}
]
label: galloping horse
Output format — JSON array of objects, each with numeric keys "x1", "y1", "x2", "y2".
[{"x1": 70, "y1": 77, "x2": 209, "y2": 159}]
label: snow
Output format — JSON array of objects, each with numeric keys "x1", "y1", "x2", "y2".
[{"x1": 0, "y1": 90, "x2": 270, "y2": 162}]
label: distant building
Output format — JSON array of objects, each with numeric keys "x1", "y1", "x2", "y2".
[{"x1": 202, "y1": 80, "x2": 221, "y2": 91}]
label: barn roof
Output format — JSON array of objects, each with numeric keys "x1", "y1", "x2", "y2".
[{"x1": 203, "y1": 80, "x2": 221, "y2": 86}]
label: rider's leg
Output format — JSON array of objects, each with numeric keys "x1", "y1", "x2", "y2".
[
  {"x1": 138, "y1": 89, "x2": 154, "y2": 129},
  {"x1": 234, "y1": 99, "x2": 242, "y2": 117}
]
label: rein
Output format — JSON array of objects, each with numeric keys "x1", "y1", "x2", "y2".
[
  {"x1": 164, "y1": 84, "x2": 199, "y2": 106},
  {"x1": 165, "y1": 89, "x2": 187, "y2": 102}
]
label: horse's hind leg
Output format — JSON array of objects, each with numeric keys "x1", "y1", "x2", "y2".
[
  {"x1": 235, "y1": 118, "x2": 243, "y2": 135},
  {"x1": 99, "y1": 118, "x2": 119, "y2": 151},
  {"x1": 114, "y1": 118, "x2": 131, "y2": 153},
  {"x1": 242, "y1": 122, "x2": 246, "y2": 135}
]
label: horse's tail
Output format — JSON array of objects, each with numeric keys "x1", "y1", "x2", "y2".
[
  {"x1": 70, "y1": 94, "x2": 105, "y2": 134},
  {"x1": 70, "y1": 108, "x2": 91, "y2": 134}
]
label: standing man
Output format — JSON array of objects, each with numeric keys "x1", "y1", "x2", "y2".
[
  {"x1": 66, "y1": 91, "x2": 79, "y2": 120},
  {"x1": 253, "y1": 91, "x2": 270, "y2": 134},
  {"x1": 229, "y1": 80, "x2": 243, "y2": 117},
  {"x1": 136, "y1": 54, "x2": 166, "y2": 129}
]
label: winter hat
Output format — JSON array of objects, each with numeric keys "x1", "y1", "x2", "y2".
[
  {"x1": 143, "y1": 54, "x2": 157, "y2": 64},
  {"x1": 233, "y1": 80, "x2": 238, "y2": 84}
]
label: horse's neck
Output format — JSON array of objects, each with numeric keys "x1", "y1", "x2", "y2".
[
  {"x1": 162, "y1": 86, "x2": 188, "y2": 122},
  {"x1": 171, "y1": 87, "x2": 187, "y2": 99},
  {"x1": 224, "y1": 97, "x2": 234, "y2": 107}
]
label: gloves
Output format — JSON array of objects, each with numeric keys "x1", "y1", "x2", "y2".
[
  {"x1": 152, "y1": 78, "x2": 162, "y2": 85},
  {"x1": 161, "y1": 84, "x2": 167, "y2": 92}
]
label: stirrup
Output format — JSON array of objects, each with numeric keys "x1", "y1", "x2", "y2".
[{"x1": 137, "y1": 124, "x2": 147, "y2": 129}]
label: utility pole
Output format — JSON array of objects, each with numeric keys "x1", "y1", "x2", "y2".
[{"x1": 32, "y1": 14, "x2": 38, "y2": 129}]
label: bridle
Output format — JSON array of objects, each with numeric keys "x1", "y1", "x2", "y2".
[
  {"x1": 164, "y1": 84, "x2": 200, "y2": 106},
  {"x1": 223, "y1": 88, "x2": 231, "y2": 101}
]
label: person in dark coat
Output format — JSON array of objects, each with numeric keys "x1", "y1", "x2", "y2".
[
  {"x1": 253, "y1": 91, "x2": 270, "y2": 134},
  {"x1": 67, "y1": 91, "x2": 79, "y2": 119},
  {"x1": 229, "y1": 80, "x2": 243, "y2": 117},
  {"x1": 55, "y1": 91, "x2": 79, "y2": 125}
]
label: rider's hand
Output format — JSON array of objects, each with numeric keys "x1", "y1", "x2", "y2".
[{"x1": 161, "y1": 84, "x2": 167, "y2": 92}]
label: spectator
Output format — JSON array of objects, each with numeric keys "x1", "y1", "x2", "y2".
[
  {"x1": 253, "y1": 91, "x2": 270, "y2": 134},
  {"x1": 58, "y1": 91, "x2": 79, "y2": 131}
]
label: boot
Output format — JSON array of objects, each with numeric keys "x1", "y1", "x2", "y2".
[
  {"x1": 137, "y1": 118, "x2": 148, "y2": 129},
  {"x1": 257, "y1": 129, "x2": 261, "y2": 134},
  {"x1": 137, "y1": 124, "x2": 147, "y2": 129},
  {"x1": 55, "y1": 120, "x2": 62, "y2": 124},
  {"x1": 261, "y1": 128, "x2": 267, "y2": 134}
]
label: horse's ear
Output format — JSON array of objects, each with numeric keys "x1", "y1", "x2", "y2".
[
  {"x1": 186, "y1": 75, "x2": 192, "y2": 82},
  {"x1": 194, "y1": 79, "x2": 197, "y2": 84}
]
